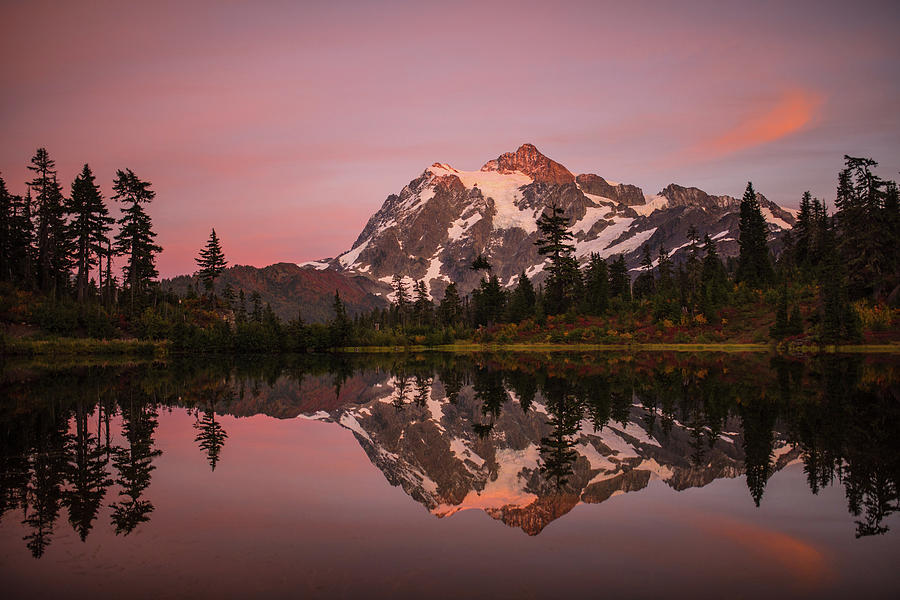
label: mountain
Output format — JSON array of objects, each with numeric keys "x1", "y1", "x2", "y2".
[
  {"x1": 322, "y1": 143, "x2": 796, "y2": 300},
  {"x1": 162, "y1": 262, "x2": 386, "y2": 322},
  {"x1": 165, "y1": 143, "x2": 797, "y2": 320}
]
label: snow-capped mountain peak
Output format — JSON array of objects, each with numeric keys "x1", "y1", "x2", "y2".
[{"x1": 325, "y1": 144, "x2": 796, "y2": 300}]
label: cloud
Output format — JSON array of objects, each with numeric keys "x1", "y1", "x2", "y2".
[{"x1": 696, "y1": 89, "x2": 824, "y2": 158}]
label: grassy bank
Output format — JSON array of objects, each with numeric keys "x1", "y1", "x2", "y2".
[
  {"x1": 3, "y1": 336, "x2": 168, "y2": 358},
  {"x1": 4, "y1": 336, "x2": 898, "y2": 358},
  {"x1": 340, "y1": 341, "x2": 900, "y2": 354}
]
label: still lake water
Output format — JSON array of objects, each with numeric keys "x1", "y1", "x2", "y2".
[{"x1": 1, "y1": 352, "x2": 898, "y2": 599}]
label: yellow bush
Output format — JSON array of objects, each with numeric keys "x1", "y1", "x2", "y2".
[
  {"x1": 693, "y1": 313, "x2": 707, "y2": 325},
  {"x1": 854, "y1": 301, "x2": 893, "y2": 331}
]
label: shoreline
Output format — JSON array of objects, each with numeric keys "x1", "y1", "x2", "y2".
[{"x1": 3, "y1": 337, "x2": 899, "y2": 356}]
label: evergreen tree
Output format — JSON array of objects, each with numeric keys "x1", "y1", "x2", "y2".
[
  {"x1": 633, "y1": 244, "x2": 655, "y2": 299},
  {"x1": 701, "y1": 234, "x2": 728, "y2": 312},
  {"x1": 195, "y1": 228, "x2": 228, "y2": 296},
  {"x1": 656, "y1": 245, "x2": 674, "y2": 297},
  {"x1": 236, "y1": 289, "x2": 247, "y2": 323},
  {"x1": 28, "y1": 148, "x2": 70, "y2": 295},
  {"x1": 329, "y1": 291, "x2": 352, "y2": 347},
  {"x1": 834, "y1": 156, "x2": 892, "y2": 298},
  {"x1": 392, "y1": 274, "x2": 410, "y2": 326},
  {"x1": 250, "y1": 291, "x2": 263, "y2": 323},
  {"x1": 438, "y1": 282, "x2": 462, "y2": 326},
  {"x1": 413, "y1": 280, "x2": 433, "y2": 327},
  {"x1": 0, "y1": 175, "x2": 16, "y2": 281},
  {"x1": 582, "y1": 253, "x2": 609, "y2": 315},
  {"x1": 685, "y1": 226, "x2": 703, "y2": 307},
  {"x1": 470, "y1": 254, "x2": 492, "y2": 272},
  {"x1": 507, "y1": 270, "x2": 536, "y2": 322},
  {"x1": 770, "y1": 286, "x2": 789, "y2": 340},
  {"x1": 472, "y1": 274, "x2": 506, "y2": 326},
  {"x1": 68, "y1": 164, "x2": 113, "y2": 301},
  {"x1": 534, "y1": 203, "x2": 579, "y2": 314},
  {"x1": 736, "y1": 182, "x2": 773, "y2": 287},
  {"x1": 608, "y1": 254, "x2": 631, "y2": 301},
  {"x1": 112, "y1": 169, "x2": 162, "y2": 309},
  {"x1": 795, "y1": 191, "x2": 813, "y2": 270}
]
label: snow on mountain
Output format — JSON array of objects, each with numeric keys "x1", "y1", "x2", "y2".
[{"x1": 322, "y1": 144, "x2": 796, "y2": 300}]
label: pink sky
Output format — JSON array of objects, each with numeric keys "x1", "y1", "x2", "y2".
[{"x1": 2, "y1": 0, "x2": 899, "y2": 278}]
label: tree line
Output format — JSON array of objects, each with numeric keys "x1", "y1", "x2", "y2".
[{"x1": 0, "y1": 148, "x2": 161, "y2": 312}]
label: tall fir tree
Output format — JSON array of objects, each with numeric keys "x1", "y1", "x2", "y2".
[
  {"x1": 534, "y1": 203, "x2": 578, "y2": 314},
  {"x1": 28, "y1": 148, "x2": 70, "y2": 295},
  {"x1": 735, "y1": 182, "x2": 773, "y2": 288},
  {"x1": 112, "y1": 169, "x2": 162, "y2": 310},
  {"x1": 608, "y1": 254, "x2": 631, "y2": 301},
  {"x1": 582, "y1": 253, "x2": 609, "y2": 315},
  {"x1": 633, "y1": 244, "x2": 655, "y2": 299},
  {"x1": 329, "y1": 291, "x2": 352, "y2": 347},
  {"x1": 834, "y1": 156, "x2": 893, "y2": 298},
  {"x1": 507, "y1": 270, "x2": 536, "y2": 322},
  {"x1": 68, "y1": 164, "x2": 113, "y2": 301},
  {"x1": 438, "y1": 281, "x2": 462, "y2": 326},
  {"x1": 195, "y1": 228, "x2": 228, "y2": 296}
]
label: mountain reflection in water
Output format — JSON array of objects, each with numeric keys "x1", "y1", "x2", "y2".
[{"x1": 2, "y1": 352, "x2": 898, "y2": 553}]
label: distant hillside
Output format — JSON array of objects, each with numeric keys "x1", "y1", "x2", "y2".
[{"x1": 162, "y1": 263, "x2": 387, "y2": 323}]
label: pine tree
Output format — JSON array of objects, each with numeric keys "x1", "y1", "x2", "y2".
[
  {"x1": 582, "y1": 254, "x2": 609, "y2": 315},
  {"x1": 470, "y1": 254, "x2": 492, "y2": 272},
  {"x1": 236, "y1": 289, "x2": 247, "y2": 323},
  {"x1": 413, "y1": 280, "x2": 433, "y2": 326},
  {"x1": 195, "y1": 228, "x2": 228, "y2": 296},
  {"x1": 112, "y1": 169, "x2": 162, "y2": 309},
  {"x1": 656, "y1": 245, "x2": 674, "y2": 297},
  {"x1": 472, "y1": 274, "x2": 506, "y2": 327},
  {"x1": 633, "y1": 244, "x2": 655, "y2": 299},
  {"x1": 329, "y1": 291, "x2": 352, "y2": 347},
  {"x1": 250, "y1": 291, "x2": 262, "y2": 323},
  {"x1": 68, "y1": 164, "x2": 113, "y2": 302},
  {"x1": 770, "y1": 286, "x2": 789, "y2": 339},
  {"x1": 507, "y1": 270, "x2": 536, "y2": 322},
  {"x1": 0, "y1": 175, "x2": 14, "y2": 281},
  {"x1": 685, "y1": 226, "x2": 703, "y2": 307},
  {"x1": 795, "y1": 191, "x2": 813, "y2": 270},
  {"x1": 28, "y1": 148, "x2": 70, "y2": 295},
  {"x1": 438, "y1": 282, "x2": 462, "y2": 326},
  {"x1": 392, "y1": 274, "x2": 409, "y2": 326},
  {"x1": 534, "y1": 203, "x2": 578, "y2": 314},
  {"x1": 834, "y1": 156, "x2": 891, "y2": 298},
  {"x1": 701, "y1": 234, "x2": 728, "y2": 312},
  {"x1": 608, "y1": 254, "x2": 631, "y2": 301},
  {"x1": 736, "y1": 182, "x2": 773, "y2": 288}
]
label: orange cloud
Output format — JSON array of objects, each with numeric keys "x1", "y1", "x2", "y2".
[{"x1": 700, "y1": 89, "x2": 823, "y2": 157}]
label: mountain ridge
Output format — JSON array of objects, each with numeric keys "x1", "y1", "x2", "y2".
[
  {"x1": 166, "y1": 144, "x2": 797, "y2": 320},
  {"x1": 321, "y1": 143, "x2": 796, "y2": 300}
]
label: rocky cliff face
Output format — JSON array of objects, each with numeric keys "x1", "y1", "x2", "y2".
[{"x1": 324, "y1": 144, "x2": 796, "y2": 300}]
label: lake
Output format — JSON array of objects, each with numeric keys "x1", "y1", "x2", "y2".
[{"x1": 1, "y1": 352, "x2": 898, "y2": 599}]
